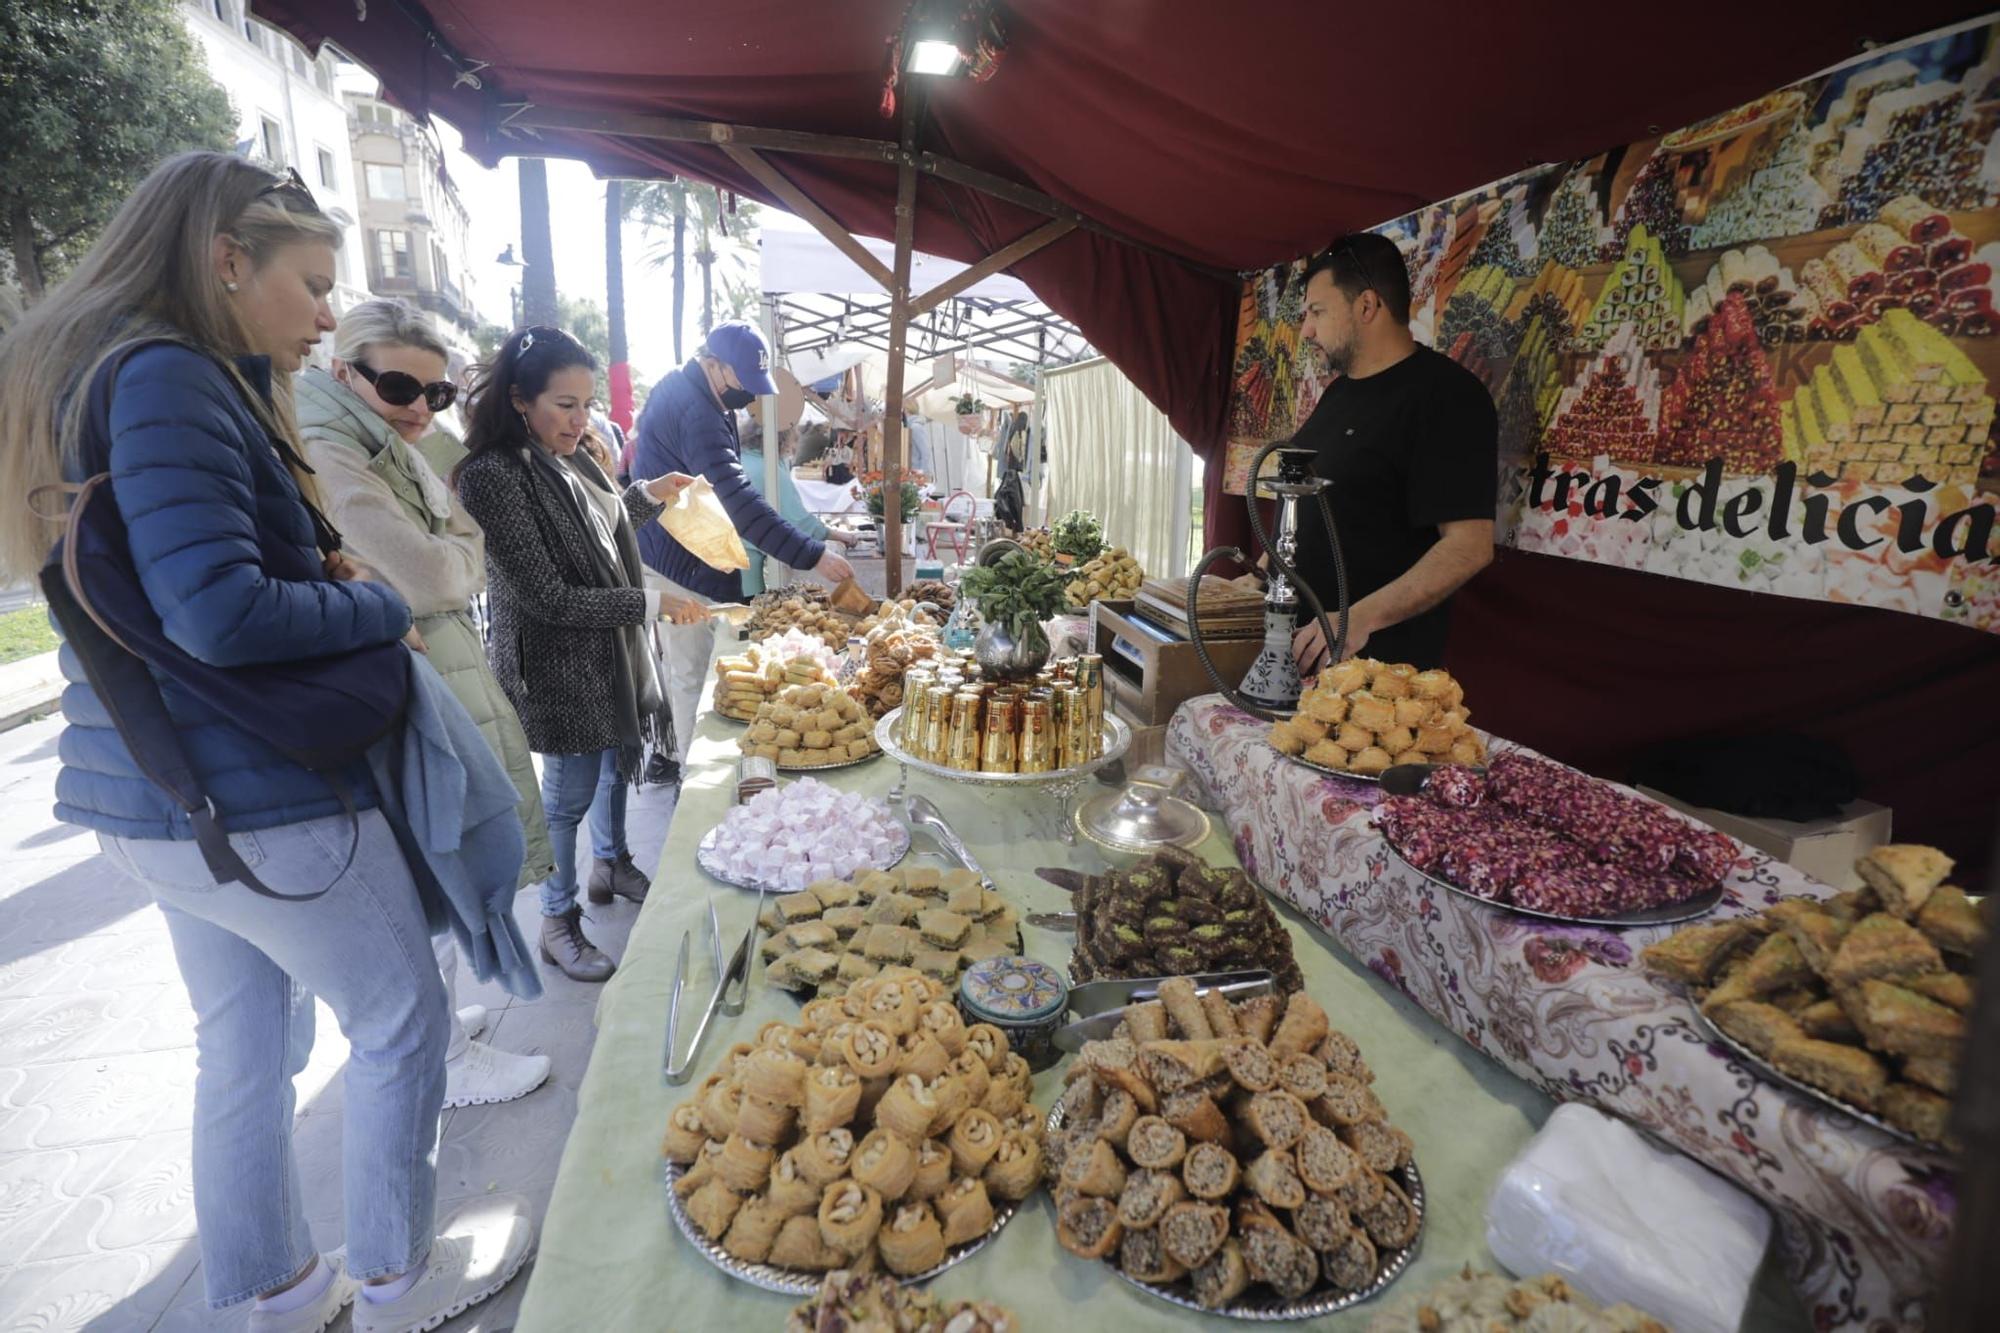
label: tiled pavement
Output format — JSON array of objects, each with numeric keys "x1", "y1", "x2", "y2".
[{"x1": 0, "y1": 714, "x2": 680, "y2": 1331}]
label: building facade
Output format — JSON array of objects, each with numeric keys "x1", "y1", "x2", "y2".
[
  {"x1": 345, "y1": 92, "x2": 483, "y2": 363},
  {"x1": 179, "y1": 0, "x2": 371, "y2": 323}
]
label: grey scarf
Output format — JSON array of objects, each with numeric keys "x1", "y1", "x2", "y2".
[{"x1": 524, "y1": 443, "x2": 671, "y2": 781}]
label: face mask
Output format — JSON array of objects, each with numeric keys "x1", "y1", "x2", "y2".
[{"x1": 720, "y1": 386, "x2": 755, "y2": 410}]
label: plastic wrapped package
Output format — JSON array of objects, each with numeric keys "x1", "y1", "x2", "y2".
[{"x1": 1484, "y1": 1103, "x2": 1770, "y2": 1333}]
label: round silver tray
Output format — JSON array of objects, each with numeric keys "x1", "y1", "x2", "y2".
[
  {"x1": 874, "y1": 707, "x2": 1132, "y2": 787},
  {"x1": 730, "y1": 746, "x2": 885, "y2": 773},
  {"x1": 662, "y1": 1159, "x2": 1019, "y2": 1296},
  {"x1": 1689, "y1": 1006, "x2": 1947, "y2": 1154},
  {"x1": 1382, "y1": 842, "x2": 1723, "y2": 928},
  {"x1": 696, "y1": 820, "x2": 910, "y2": 894},
  {"x1": 1045, "y1": 1102, "x2": 1424, "y2": 1320},
  {"x1": 1268, "y1": 743, "x2": 1381, "y2": 784}
]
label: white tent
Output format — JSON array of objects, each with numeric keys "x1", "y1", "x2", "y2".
[{"x1": 760, "y1": 213, "x2": 1036, "y2": 304}]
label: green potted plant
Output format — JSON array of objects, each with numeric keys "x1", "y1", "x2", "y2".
[
  {"x1": 1050, "y1": 508, "x2": 1104, "y2": 568},
  {"x1": 958, "y1": 550, "x2": 1066, "y2": 678},
  {"x1": 862, "y1": 468, "x2": 927, "y2": 524},
  {"x1": 954, "y1": 392, "x2": 988, "y2": 436}
]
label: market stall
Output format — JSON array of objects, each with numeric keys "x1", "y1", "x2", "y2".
[
  {"x1": 251, "y1": 4, "x2": 1997, "y2": 1328},
  {"x1": 511, "y1": 662, "x2": 1813, "y2": 1331}
]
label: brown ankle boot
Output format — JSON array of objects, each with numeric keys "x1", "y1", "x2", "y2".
[
  {"x1": 586, "y1": 852, "x2": 651, "y2": 905},
  {"x1": 539, "y1": 907, "x2": 615, "y2": 982}
]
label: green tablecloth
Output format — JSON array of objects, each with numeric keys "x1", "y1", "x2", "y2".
[{"x1": 514, "y1": 673, "x2": 1798, "y2": 1330}]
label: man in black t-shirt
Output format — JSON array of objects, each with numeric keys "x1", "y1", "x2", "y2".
[{"x1": 1285, "y1": 233, "x2": 1497, "y2": 672}]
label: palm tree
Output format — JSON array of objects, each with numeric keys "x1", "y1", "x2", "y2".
[
  {"x1": 518, "y1": 158, "x2": 557, "y2": 325},
  {"x1": 624, "y1": 179, "x2": 693, "y2": 362},
  {"x1": 605, "y1": 179, "x2": 631, "y2": 429},
  {"x1": 629, "y1": 181, "x2": 760, "y2": 355}
]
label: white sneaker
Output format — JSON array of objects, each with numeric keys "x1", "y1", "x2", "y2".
[
  {"x1": 442, "y1": 1039, "x2": 551, "y2": 1109},
  {"x1": 351, "y1": 1201, "x2": 537, "y2": 1333},
  {"x1": 456, "y1": 1004, "x2": 489, "y2": 1042},
  {"x1": 248, "y1": 1254, "x2": 356, "y2": 1333}
]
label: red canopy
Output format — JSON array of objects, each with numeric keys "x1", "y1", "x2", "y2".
[
  {"x1": 257, "y1": 1, "x2": 2000, "y2": 874},
  {"x1": 255, "y1": 0, "x2": 1991, "y2": 452}
]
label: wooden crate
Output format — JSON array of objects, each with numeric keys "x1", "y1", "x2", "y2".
[{"x1": 1092, "y1": 601, "x2": 1265, "y2": 727}]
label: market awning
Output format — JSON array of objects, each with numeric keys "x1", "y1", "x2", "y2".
[{"x1": 251, "y1": 0, "x2": 1994, "y2": 454}]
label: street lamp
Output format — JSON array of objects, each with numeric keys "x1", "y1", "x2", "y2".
[{"x1": 496, "y1": 244, "x2": 524, "y2": 328}]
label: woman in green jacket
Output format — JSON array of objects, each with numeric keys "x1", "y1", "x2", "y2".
[{"x1": 298, "y1": 298, "x2": 554, "y2": 1110}]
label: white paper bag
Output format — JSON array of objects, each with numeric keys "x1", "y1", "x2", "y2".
[
  {"x1": 656, "y1": 476, "x2": 749, "y2": 572},
  {"x1": 1485, "y1": 1103, "x2": 1771, "y2": 1333}
]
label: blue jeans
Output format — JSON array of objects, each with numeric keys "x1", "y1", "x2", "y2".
[
  {"x1": 538, "y1": 748, "x2": 627, "y2": 916},
  {"x1": 98, "y1": 810, "x2": 449, "y2": 1307}
]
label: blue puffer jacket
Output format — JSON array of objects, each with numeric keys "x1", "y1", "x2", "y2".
[
  {"x1": 634, "y1": 360, "x2": 826, "y2": 600},
  {"x1": 54, "y1": 344, "x2": 413, "y2": 841}
]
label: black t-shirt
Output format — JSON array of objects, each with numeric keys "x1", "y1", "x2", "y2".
[{"x1": 1288, "y1": 345, "x2": 1497, "y2": 669}]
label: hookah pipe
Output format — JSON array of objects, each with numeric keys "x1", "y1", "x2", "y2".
[{"x1": 1186, "y1": 438, "x2": 1349, "y2": 722}]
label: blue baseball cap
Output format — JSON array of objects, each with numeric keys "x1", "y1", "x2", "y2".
[{"x1": 704, "y1": 321, "x2": 777, "y2": 396}]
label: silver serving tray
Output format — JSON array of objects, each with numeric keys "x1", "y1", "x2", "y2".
[
  {"x1": 1045, "y1": 1103, "x2": 1424, "y2": 1320},
  {"x1": 696, "y1": 821, "x2": 910, "y2": 894},
  {"x1": 662, "y1": 1160, "x2": 1019, "y2": 1296},
  {"x1": 1265, "y1": 743, "x2": 1380, "y2": 784},
  {"x1": 1688, "y1": 1006, "x2": 1948, "y2": 1154},
  {"x1": 776, "y1": 749, "x2": 884, "y2": 773},
  {"x1": 875, "y1": 708, "x2": 1132, "y2": 788},
  {"x1": 1383, "y1": 843, "x2": 1723, "y2": 928}
]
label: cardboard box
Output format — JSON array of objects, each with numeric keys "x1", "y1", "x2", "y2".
[{"x1": 1637, "y1": 787, "x2": 1892, "y2": 890}]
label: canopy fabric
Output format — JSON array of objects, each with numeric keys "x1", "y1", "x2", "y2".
[
  {"x1": 761, "y1": 219, "x2": 1035, "y2": 302},
  {"x1": 253, "y1": 0, "x2": 1990, "y2": 456}
]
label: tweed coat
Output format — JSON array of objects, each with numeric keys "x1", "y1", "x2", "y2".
[{"x1": 455, "y1": 441, "x2": 665, "y2": 757}]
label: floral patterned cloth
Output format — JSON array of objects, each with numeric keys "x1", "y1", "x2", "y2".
[{"x1": 1168, "y1": 696, "x2": 1954, "y2": 1332}]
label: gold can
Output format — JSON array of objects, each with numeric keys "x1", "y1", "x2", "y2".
[
  {"x1": 901, "y1": 669, "x2": 934, "y2": 749},
  {"x1": 923, "y1": 685, "x2": 955, "y2": 763},
  {"x1": 1076, "y1": 655, "x2": 1104, "y2": 757},
  {"x1": 1048, "y1": 680, "x2": 1080, "y2": 764},
  {"x1": 948, "y1": 691, "x2": 984, "y2": 771},
  {"x1": 1019, "y1": 699, "x2": 1056, "y2": 773},
  {"x1": 981, "y1": 696, "x2": 1018, "y2": 773},
  {"x1": 1060, "y1": 686, "x2": 1090, "y2": 769}
]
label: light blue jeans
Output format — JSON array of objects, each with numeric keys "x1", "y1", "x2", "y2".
[
  {"x1": 98, "y1": 810, "x2": 448, "y2": 1307},
  {"x1": 538, "y1": 747, "x2": 627, "y2": 916}
]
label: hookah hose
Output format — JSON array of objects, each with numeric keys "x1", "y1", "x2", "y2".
[{"x1": 1186, "y1": 439, "x2": 1349, "y2": 721}]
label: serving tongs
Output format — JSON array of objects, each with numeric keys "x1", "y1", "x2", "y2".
[
  {"x1": 905, "y1": 794, "x2": 993, "y2": 891},
  {"x1": 664, "y1": 886, "x2": 765, "y2": 1085},
  {"x1": 1054, "y1": 968, "x2": 1275, "y2": 1051}
]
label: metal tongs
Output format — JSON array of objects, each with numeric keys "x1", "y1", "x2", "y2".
[
  {"x1": 1054, "y1": 968, "x2": 1275, "y2": 1052},
  {"x1": 664, "y1": 885, "x2": 766, "y2": 1085},
  {"x1": 905, "y1": 794, "x2": 993, "y2": 890}
]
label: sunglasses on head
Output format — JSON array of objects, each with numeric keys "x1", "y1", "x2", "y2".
[
  {"x1": 1320, "y1": 234, "x2": 1377, "y2": 302},
  {"x1": 257, "y1": 164, "x2": 322, "y2": 215},
  {"x1": 352, "y1": 359, "x2": 458, "y2": 412}
]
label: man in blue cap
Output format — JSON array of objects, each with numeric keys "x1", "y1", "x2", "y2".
[{"x1": 635, "y1": 321, "x2": 855, "y2": 775}]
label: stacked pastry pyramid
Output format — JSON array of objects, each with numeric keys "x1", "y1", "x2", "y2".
[
  {"x1": 1270, "y1": 660, "x2": 1484, "y2": 775},
  {"x1": 1642, "y1": 843, "x2": 1984, "y2": 1147},
  {"x1": 1654, "y1": 291, "x2": 1784, "y2": 471},
  {"x1": 1544, "y1": 323, "x2": 1663, "y2": 464},
  {"x1": 1575, "y1": 224, "x2": 1686, "y2": 353}
]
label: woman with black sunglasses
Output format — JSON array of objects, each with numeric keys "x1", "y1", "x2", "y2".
[{"x1": 299, "y1": 300, "x2": 560, "y2": 1106}]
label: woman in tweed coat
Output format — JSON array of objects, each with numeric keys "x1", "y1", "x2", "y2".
[{"x1": 455, "y1": 326, "x2": 704, "y2": 982}]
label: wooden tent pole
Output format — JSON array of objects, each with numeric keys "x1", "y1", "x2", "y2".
[
  {"x1": 880, "y1": 93, "x2": 920, "y2": 599},
  {"x1": 501, "y1": 106, "x2": 1237, "y2": 282},
  {"x1": 908, "y1": 218, "x2": 1076, "y2": 316}
]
